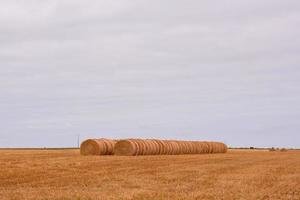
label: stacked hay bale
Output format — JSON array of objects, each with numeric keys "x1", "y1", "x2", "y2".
[
  {"x1": 114, "y1": 139, "x2": 227, "y2": 156},
  {"x1": 80, "y1": 139, "x2": 116, "y2": 155}
]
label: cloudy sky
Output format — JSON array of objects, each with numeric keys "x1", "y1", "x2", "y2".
[{"x1": 0, "y1": 0, "x2": 299, "y2": 148}]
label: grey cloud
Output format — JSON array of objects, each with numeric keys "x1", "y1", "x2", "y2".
[{"x1": 0, "y1": 0, "x2": 299, "y2": 148}]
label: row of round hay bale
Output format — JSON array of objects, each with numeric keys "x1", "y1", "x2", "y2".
[
  {"x1": 80, "y1": 138, "x2": 117, "y2": 155},
  {"x1": 114, "y1": 139, "x2": 227, "y2": 156}
]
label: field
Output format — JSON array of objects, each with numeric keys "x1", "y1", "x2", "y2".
[{"x1": 0, "y1": 149, "x2": 299, "y2": 200}]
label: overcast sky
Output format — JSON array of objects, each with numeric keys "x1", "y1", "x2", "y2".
[{"x1": 0, "y1": 0, "x2": 299, "y2": 148}]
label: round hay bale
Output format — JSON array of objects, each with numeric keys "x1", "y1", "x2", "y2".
[
  {"x1": 185, "y1": 141, "x2": 191, "y2": 154},
  {"x1": 195, "y1": 142, "x2": 201, "y2": 154},
  {"x1": 173, "y1": 141, "x2": 180, "y2": 155},
  {"x1": 175, "y1": 141, "x2": 183, "y2": 154},
  {"x1": 141, "y1": 140, "x2": 149, "y2": 155},
  {"x1": 210, "y1": 142, "x2": 216, "y2": 153},
  {"x1": 114, "y1": 139, "x2": 138, "y2": 156},
  {"x1": 165, "y1": 140, "x2": 172, "y2": 155},
  {"x1": 213, "y1": 142, "x2": 219, "y2": 153},
  {"x1": 147, "y1": 140, "x2": 154, "y2": 155},
  {"x1": 197, "y1": 142, "x2": 204, "y2": 154},
  {"x1": 218, "y1": 142, "x2": 224, "y2": 153},
  {"x1": 219, "y1": 143, "x2": 223, "y2": 153},
  {"x1": 80, "y1": 139, "x2": 115, "y2": 156},
  {"x1": 182, "y1": 141, "x2": 188, "y2": 154},
  {"x1": 145, "y1": 140, "x2": 153, "y2": 155},
  {"x1": 223, "y1": 143, "x2": 228, "y2": 153},
  {"x1": 144, "y1": 140, "x2": 153, "y2": 155},
  {"x1": 168, "y1": 140, "x2": 174, "y2": 155},
  {"x1": 189, "y1": 142, "x2": 195, "y2": 154},
  {"x1": 132, "y1": 139, "x2": 140, "y2": 156},
  {"x1": 181, "y1": 141, "x2": 188, "y2": 154},
  {"x1": 195, "y1": 141, "x2": 201, "y2": 154},
  {"x1": 191, "y1": 142, "x2": 197, "y2": 154},
  {"x1": 113, "y1": 139, "x2": 228, "y2": 156},
  {"x1": 177, "y1": 141, "x2": 182, "y2": 154},
  {"x1": 199, "y1": 142, "x2": 205, "y2": 153},
  {"x1": 194, "y1": 142, "x2": 199, "y2": 154},
  {"x1": 154, "y1": 139, "x2": 164, "y2": 155},
  {"x1": 101, "y1": 138, "x2": 116, "y2": 155},
  {"x1": 161, "y1": 140, "x2": 168, "y2": 155},
  {"x1": 181, "y1": 141, "x2": 187, "y2": 154},
  {"x1": 213, "y1": 142, "x2": 225, "y2": 153},
  {"x1": 163, "y1": 140, "x2": 169, "y2": 154},
  {"x1": 200, "y1": 142, "x2": 205, "y2": 153},
  {"x1": 153, "y1": 140, "x2": 160, "y2": 155},
  {"x1": 202, "y1": 142, "x2": 209, "y2": 153},
  {"x1": 209, "y1": 142, "x2": 215, "y2": 153},
  {"x1": 215, "y1": 142, "x2": 221, "y2": 153},
  {"x1": 151, "y1": 140, "x2": 160, "y2": 155},
  {"x1": 207, "y1": 142, "x2": 212, "y2": 153},
  {"x1": 216, "y1": 142, "x2": 221, "y2": 153},
  {"x1": 168, "y1": 141, "x2": 174, "y2": 155},
  {"x1": 134, "y1": 139, "x2": 144, "y2": 155},
  {"x1": 138, "y1": 140, "x2": 145, "y2": 155},
  {"x1": 194, "y1": 142, "x2": 201, "y2": 154},
  {"x1": 160, "y1": 140, "x2": 168, "y2": 155},
  {"x1": 187, "y1": 142, "x2": 193, "y2": 154},
  {"x1": 136, "y1": 139, "x2": 146, "y2": 155}
]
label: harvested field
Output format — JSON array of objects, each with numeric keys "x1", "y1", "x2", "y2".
[{"x1": 0, "y1": 149, "x2": 300, "y2": 200}]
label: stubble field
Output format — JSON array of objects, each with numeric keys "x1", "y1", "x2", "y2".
[{"x1": 0, "y1": 149, "x2": 299, "y2": 200}]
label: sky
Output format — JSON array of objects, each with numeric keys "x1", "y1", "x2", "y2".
[{"x1": 0, "y1": 0, "x2": 300, "y2": 148}]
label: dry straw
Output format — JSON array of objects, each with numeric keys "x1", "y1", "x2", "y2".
[
  {"x1": 114, "y1": 139, "x2": 228, "y2": 156},
  {"x1": 80, "y1": 138, "x2": 116, "y2": 155}
]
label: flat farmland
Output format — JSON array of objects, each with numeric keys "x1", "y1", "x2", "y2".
[{"x1": 0, "y1": 149, "x2": 299, "y2": 200}]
